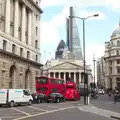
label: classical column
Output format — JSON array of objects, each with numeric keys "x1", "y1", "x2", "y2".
[
  {"x1": 69, "y1": 72, "x2": 71, "y2": 79},
  {"x1": 79, "y1": 73, "x2": 81, "y2": 83},
  {"x1": 64, "y1": 73, "x2": 66, "y2": 83},
  {"x1": 28, "y1": 10, "x2": 32, "y2": 45},
  {"x1": 58, "y1": 73, "x2": 61, "y2": 79},
  {"x1": 14, "y1": 0, "x2": 19, "y2": 38},
  {"x1": 21, "y1": 4, "x2": 26, "y2": 43},
  {"x1": 53, "y1": 73, "x2": 55, "y2": 78},
  {"x1": 74, "y1": 72, "x2": 76, "y2": 83},
  {"x1": 48, "y1": 72, "x2": 50, "y2": 77},
  {"x1": 5, "y1": 0, "x2": 10, "y2": 34}
]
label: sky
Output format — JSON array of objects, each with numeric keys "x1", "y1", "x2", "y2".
[{"x1": 40, "y1": 0, "x2": 120, "y2": 69}]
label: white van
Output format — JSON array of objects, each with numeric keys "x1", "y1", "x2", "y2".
[{"x1": 0, "y1": 89, "x2": 33, "y2": 107}]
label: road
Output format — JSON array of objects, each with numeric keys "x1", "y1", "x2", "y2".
[
  {"x1": 90, "y1": 94, "x2": 120, "y2": 113},
  {"x1": 0, "y1": 97, "x2": 119, "y2": 120}
]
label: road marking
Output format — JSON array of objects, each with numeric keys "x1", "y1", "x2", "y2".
[
  {"x1": 13, "y1": 106, "x2": 75, "y2": 120},
  {"x1": 28, "y1": 106, "x2": 48, "y2": 112},
  {"x1": 47, "y1": 106, "x2": 59, "y2": 109},
  {"x1": 12, "y1": 108, "x2": 31, "y2": 116}
]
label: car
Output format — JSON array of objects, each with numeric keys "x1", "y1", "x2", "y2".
[
  {"x1": 47, "y1": 93, "x2": 65, "y2": 103},
  {"x1": 98, "y1": 89, "x2": 105, "y2": 95},
  {"x1": 31, "y1": 93, "x2": 47, "y2": 103}
]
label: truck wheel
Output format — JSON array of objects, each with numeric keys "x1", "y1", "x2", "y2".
[
  {"x1": 9, "y1": 101, "x2": 14, "y2": 107},
  {"x1": 37, "y1": 99, "x2": 41, "y2": 104},
  {"x1": 28, "y1": 100, "x2": 32, "y2": 105}
]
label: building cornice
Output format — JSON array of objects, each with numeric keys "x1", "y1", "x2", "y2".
[
  {"x1": 0, "y1": 49, "x2": 43, "y2": 67},
  {"x1": 22, "y1": 0, "x2": 43, "y2": 15}
]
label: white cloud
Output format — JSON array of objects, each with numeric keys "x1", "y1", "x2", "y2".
[
  {"x1": 86, "y1": 44, "x2": 105, "y2": 66},
  {"x1": 40, "y1": 21, "x2": 60, "y2": 63},
  {"x1": 41, "y1": 0, "x2": 120, "y2": 12},
  {"x1": 40, "y1": 5, "x2": 106, "y2": 64}
]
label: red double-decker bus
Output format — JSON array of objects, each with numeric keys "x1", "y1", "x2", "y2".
[
  {"x1": 64, "y1": 81, "x2": 80, "y2": 100},
  {"x1": 36, "y1": 76, "x2": 66, "y2": 97}
]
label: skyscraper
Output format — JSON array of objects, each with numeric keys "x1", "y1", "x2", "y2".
[
  {"x1": 55, "y1": 40, "x2": 66, "y2": 59},
  {"x1": 67, "y1": 7, "x2": 83, "y2": 60}
]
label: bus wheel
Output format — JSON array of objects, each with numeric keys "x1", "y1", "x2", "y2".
[{"x1": 9, "y1": 101, "x2": 14, "y2": 107}]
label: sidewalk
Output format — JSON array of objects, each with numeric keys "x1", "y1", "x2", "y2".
[
  {"x1": 90, "y1": 95, "x2": 120, "y2": 113},
  {"x1": 78, "y1": 104, "x2": 120, "y2": 119},
  {"x1": 77, "y1": 96, "x2": 120, "y2": 119}
]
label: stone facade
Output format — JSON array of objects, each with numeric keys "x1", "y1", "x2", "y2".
[
  {"x1": 0, "y1": 0, "x2": 43, "y2": 92},
  {"x1": 104, "y1": 24, "x2": 120, "y2": 90}
]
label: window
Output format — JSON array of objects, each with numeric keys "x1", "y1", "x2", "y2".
[
  {"x1": 36, "y1": 55, "x2": 38, "y2": 62},
  {"x1": 37, "y1": 77, "x2": 48, "y2": 84},
  {"x1": 12, "y1": 44, "x2": 16, "y2": 54},
  {"x1": 117, "y1": 41, "x2": 120, "y2": 47},
  {"x1": 117, "y1": 67, "x2": 120, "y2": 74},
  {"x1": 117, "y1": 60, "x2": 120, "y2": 64},
  {"x1": 36, "y1": 15, "x2": 38, "y2": 21},
  {"x1": 36, "y1": 27, "x2": 38, "y2": 36},
  {"x1": 35, "y1": 40, "x2": 38, "y2": 49},
  {"x1": 116, "y1": 50, "x2": 120, "y2": 55},
  {"x1": 109, "y1": 61, "x2": 112, "y2": 65},
  {"x1": 3, "y1": 40, "x2": 7, "y2": 50},
  {"x1": 109, "y1": 67, "x2": 112, "y2": 74},
  {"x1": 27, "y1": 51, "x2": 30, "y2": 59},
  {"x1": 20, "y1": 48, "x2": 23, "y2": 57}
]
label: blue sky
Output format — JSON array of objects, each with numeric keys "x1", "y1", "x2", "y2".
[{"x1": 40, "y1": 0, "x2": 120, "y2": 68}]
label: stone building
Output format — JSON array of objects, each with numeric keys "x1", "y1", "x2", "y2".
[
  {"x1": 97, "y1": 57, "x2": 105, "y2": 89},
  {"x1": 0, "y1": 0, "x2": 43, "y2": 92},
  {"x1": 104, "y1": 23, "x2": 120, "y2": 90}
]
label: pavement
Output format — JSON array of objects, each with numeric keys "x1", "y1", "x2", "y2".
[{"x1": 90, "y1": 94, "x2": 120, "y2": 113}]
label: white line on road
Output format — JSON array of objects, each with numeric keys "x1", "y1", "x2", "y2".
[
  {"x1": 12, "y1": 108, "x2": 31, "y2": 116},
  {"x1": 13, "y1": 106, "x2": 75, "y2": 120},
  {"x1": 28, "y1": 106, "x2": 48, "y2": 112}
]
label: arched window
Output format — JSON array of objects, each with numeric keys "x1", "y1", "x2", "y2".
[{"x1": 117, "y1": 41, "x2": 120, "y2": 47}]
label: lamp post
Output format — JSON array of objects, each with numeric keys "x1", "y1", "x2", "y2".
[
  {"x1": 93, "y1": 54, "x2": 96, "y2": 92},
  {"x1": 69, "y1": 14, "x2": 99, "y2": 105}
]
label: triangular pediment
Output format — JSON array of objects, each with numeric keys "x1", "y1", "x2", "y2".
[{"x1": 49, "y1": 62, "x2": 83, "y2": 70}]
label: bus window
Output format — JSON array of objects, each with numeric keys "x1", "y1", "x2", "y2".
[
  {"x1": 50, "y1": 79, "x2": 56, "y2": 84},
  {"x1": 37, "y1": 77, "x2": 48, "y2": 84}
]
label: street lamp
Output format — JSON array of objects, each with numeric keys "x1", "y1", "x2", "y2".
[
  {"x1": 69, "y1": 14, "x2": 99, "y2": 105},
  {"x1": 93, "y1": 54, "x2": 96, "y2": 92}
]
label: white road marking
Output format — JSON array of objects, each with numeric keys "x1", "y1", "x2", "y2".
[
  {"x1": 13, "y1": 106, "x2": 75, "y2": 120},
  {"x1": 12, "y1": 108, "x2": 31, "y2": 116},
  {"x1": 28, "y1": 106, "x2": 48, "y2": 112},
  {"x1": 47, "y1": 106, "x2": 59, "y2": 109}
]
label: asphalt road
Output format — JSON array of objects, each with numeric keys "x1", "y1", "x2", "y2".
[{"x1": 0, "y1": 99, "x2": 115, "y2": 120}]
